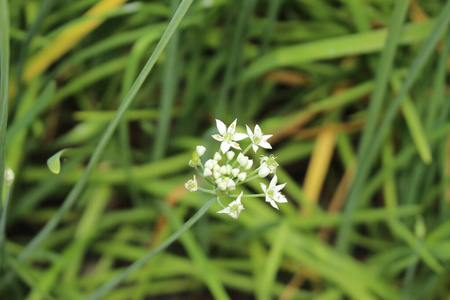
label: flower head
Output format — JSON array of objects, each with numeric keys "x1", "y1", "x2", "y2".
[
  {"x1": 185, "y1": 175, "x2": 198, "y2": 192},
  {"x1": 212, "y1": 119, "x2": 248, "y2": 153},
  {"x1": 260, "y1": 175, "x2": 287, "y2": 209},
  {"x1": 246, "y1": 124, "x2": 272, "y2": 152},
  {"x1": 217, "y1": 192, "x2": 245, "y2": 219},
  {"x1": 260, "y1": 154, "x2": 279, "y2": 174}
]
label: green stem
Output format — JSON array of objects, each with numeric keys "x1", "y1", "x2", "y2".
[
  {"x1": 86, "y1": 196, "x2": 215, "y2": 300},
  {"x1": 197, "y1": 187, "x2": 216, "y2": 194},
  {"x1": 0, "y1": 0, "x2": 10, "y2": 205}
]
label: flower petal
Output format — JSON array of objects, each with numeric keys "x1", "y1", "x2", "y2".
[
  {"x1": 230, "y1": 142, "x2": 242, "y2": 150},
  {"x1": 252, "y1": 144, "x2": 259, "y2": 152},
  {"x1": 233, "y1": 133, "x2": 248, "y2": 141},
  {"x1": 220, "y1": 142, "x2": 231, "y2": 154},
  {"x1": 262, "y1": 134, "x2": 273, "y2": 140},
  {"x1": 276, "y1": 195, "x2": 288, "y2": 203},
  {"x1": 216, "y1": 119, "x2": 227, "y2": 135},
  {"x1": 260, "y1": 183, "x2": 267, "y2": 192},
  {"x1": 254, "y1": 124, "x2": 262, "y2": 135},
  {"x1": 269, "y1": 175, "x2": 278, "y2": 189},
  {"x1": 212, "y1": 134, "x2": 223, "y2": 142},
  {"x1": 269, "y1": 200, "x2": 279, "y2": 210},
  {"x1": 217, "y1": 207, "x2": 231, "y2": 214},
  {"x1": 228, "y1": 119, "x2": 238, "y2": 134},
  {"x1": 274, "y1": 183, "x2": 286, "y2": 192},
  {"x1": 259, "y1": 141, "x2": 272, "y2": 149},
  {"x1": 246, "y1": 125, "x2": 253, "y2": 138}
]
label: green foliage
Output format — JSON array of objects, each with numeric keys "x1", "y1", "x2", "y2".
[{"x1": 1, "y1": 0, "x2": 450, "y2": 299}]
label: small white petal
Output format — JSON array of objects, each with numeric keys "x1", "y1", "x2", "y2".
[
  {"x1": 220, "y1": 142, "x2": 230, "y2": 154},
  {"x1": 216, "y1": 119, "x2": 227, "y2": 135},
  {"x1": 246, "y1": 125, "x2": 253, "y2": 137},
  {"x1": 269, "y1": 200, "x2": 279, "y2": 210},
  {"x1": 205, "y1": 159, "x2": 215, "y2": 170},
  {"x1": 259, "y1": 141, "x2": 272, "y2": 149},
  {"x1": 228, "y1": 119, "x2": 238, "y2": 134},
  {"x1": 212, "y1": 134, "x2": 223, "y2": 142},
  {"x1": 260, "y1": 182, "x2": 267, "y2": 192},
  {"x1": 230, "y1": 142, "x2": 241, "y2": 150},
  {"x1": 233, "y1": 133, "x2": 248, "y2": 141},
  {"x1": 232, "y1": 168, "x2": 240, "y2": 177},
  {"x1": 258, "y1": 166, "x2": 270, "y2": 178},
  {"x1": 217, "y1": 207, "x2": 231, "y2": 214},
  {"x1": 203, "y1": 168, "x2": 212, "y2": 176},
  {"x1": 251, "y1": 144, "x2": 259, "y2": 153}
]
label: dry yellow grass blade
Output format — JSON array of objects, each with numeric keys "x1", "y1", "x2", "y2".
[
  {"x1": 23, "y1": 0, "x2": 129, "y2": 83},
  {"x1": 301, "y1": 125, "x2": 336, "y2": 215}
]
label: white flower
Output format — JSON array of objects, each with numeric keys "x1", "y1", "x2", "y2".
[
  {"x1": 205, "y1": 159, "x2": 216, "y2": 170},
  {"x1": 246, "y1": 124, "x2": 272, "y2": 152},
  {"x1": 260, "y1": 155, "x2": 278, "y2": 173},
  {"x1": 226, "y1": 151, "x2": 235, "y2": 160},
  {"x1": 237, "y1": 172, "x2": 246, "y2": 181},
  {"x1": 260, "y1": 175, "x2": 287, "y2": 209},
  {"x1": 214, "y1": 152, "x2": 222, "y2": 161},
  {"x1": 212, "y1": 119, "x2": 248, "y2": 153},
  {"x1": 217, "y1": 192, "x2": 245, "y2": 219},
  {"x1": 231, "y1": 168, "x2": 240, "y2": 177},
  {"x1": 245, "y1": 159, "x2": 253, "y2": 170},
  {"x1": 203, "y1": 168, "x2": 212, "y2": 176},
  {"x1": 185, "y1": 175, "x2": 198, "y2": 192},
  {"x1": 258, "y1": 165, "x2": 270, "y2": 178},
  {"x1": 196, "y1": 145, "x2": 206, "y2": 156},
  {"x1": 237, "y1": 153, "x2": 249, "y2": 167}
]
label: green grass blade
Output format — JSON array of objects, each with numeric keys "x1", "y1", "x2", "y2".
[
  {"x1": 14, "y1": 0, "x2": 195, "y2": 266},
  {"x1": 86, "y1": 196, "x2": 215, "y2": 300},
  {"x1": 0, "y1": 0, "x2": 10, "y2": 204}
]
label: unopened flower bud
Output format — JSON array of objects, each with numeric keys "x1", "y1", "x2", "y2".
[
  {"x1": 258, "y1": 165, "x2": 270, "y2": 178},
  {"x1": 238, "y1": 172, "x2": 247, "y2": 181},
  {"x1": 214, "y1": 152, "x2": 222, "y2": 161},
  {"x1": 203, "y1": 168, "x2": 212, "y2": 176},
  {"x1": 245, "y1": 159, "x2": 253, "y2": 170},
  {"x1": 196, "y1": 145, "x2": 206, "y2": 156},
  {"x1": 226, "y1": 151, "x2": 235, "y2": 160},
  {"x1": 237, "y1": 153, "x2": 248, "y2": 167},
  {"x1": 231, "y1": 168, "x2": 240, "y2": 177},
  {"x1": 218, "y1": 181, "x2": 227, "y2": 191},
  {"x1": 205, "y1": 159, "x2": 215, "y2": 170}
]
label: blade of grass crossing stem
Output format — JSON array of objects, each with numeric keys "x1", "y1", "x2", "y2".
[
  {"x1": 259, "y1": 221, "x2": 289, "y2": 300},
  {"x1": 153, "y1": 0, "x2": 180, "y2": 161},
  {"x1": 86, "y1": 197, "x2": 215, "y2": 300},
  {"x1": 13, "y1": 0, "x2": 194, "y2": 267},
  {"x1": 0, "y1": 0, "x2": 10, "y2": 204},
  {"x1": 336, "y1": 0, "x2": 411, "y2": 251},
  {"x1": 163, "y1": 201, "x2": 231, "y2": 300}
]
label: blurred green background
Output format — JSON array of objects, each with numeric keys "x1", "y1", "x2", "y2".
[{"x1": 1, "y1": 0, "x2": 450, "y2": 299}]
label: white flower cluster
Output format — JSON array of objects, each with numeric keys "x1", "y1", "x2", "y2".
[{"x1": 185, "y1": 119, "x2": 287, "y2": 219}]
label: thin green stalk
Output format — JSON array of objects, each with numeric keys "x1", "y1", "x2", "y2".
[
  {"x1": 0, "y1": 0, "x2": 10, "y2": 204},
  {"x1": 10, "y1": 0, "x2": 194, "y2": 267},
  {"x1": 86, "y1": 196, "x2": 215, "y2": 300}
]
